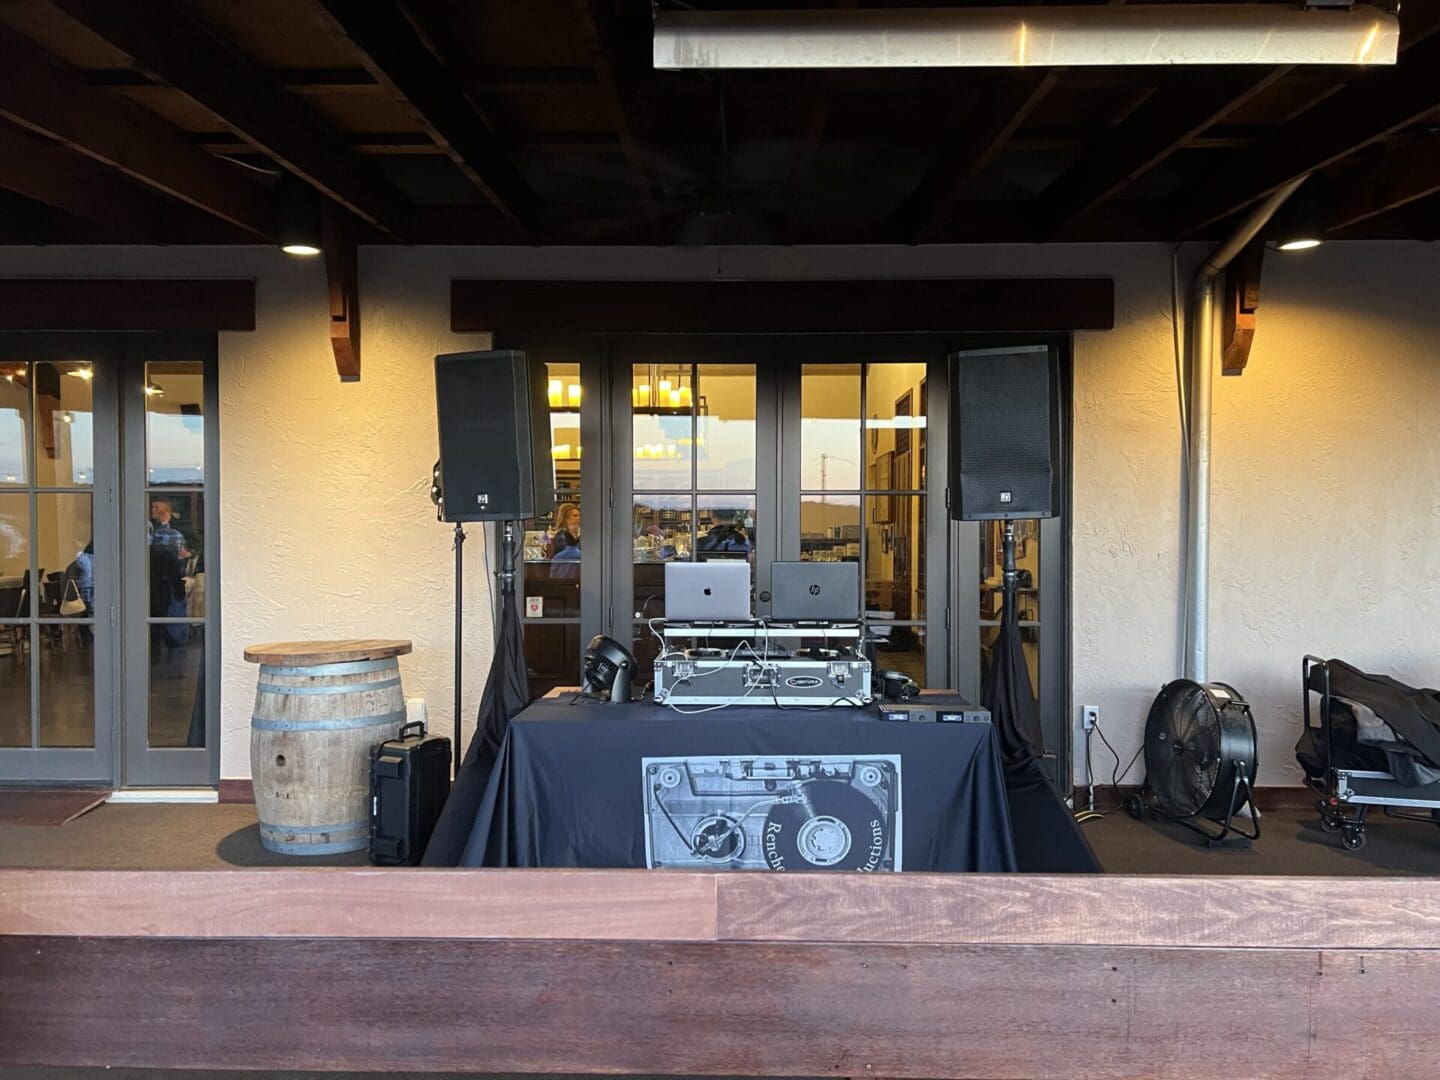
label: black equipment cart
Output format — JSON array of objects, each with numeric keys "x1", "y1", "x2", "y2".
[{"x1": 1298, "y1": 656, "x2": 1440, "y2": 851}]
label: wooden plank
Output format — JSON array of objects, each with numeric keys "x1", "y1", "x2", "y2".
[
  {"x1": 0, "y1": 280, "x2": 254, "y2": 332},
  {"x1": 1171, "y1": 31, "x2": 1440, "y2": 236},
  {"x1": 10, "y1": 869, "x2": 1440, "y2": 951},
  {"x1": 451, "y1": 279, "x2": 1115, "y2": 333},
  {"x1": 5, "y1": 935, "x2": 1440, "y2": 1076},
  {"x1": 0, "y1": 26, "x2": 273, "y2": 239},
  {"x1": 715, "y1": 873, "x2": 1440, "y2": 950},
  {"x1": 243, "y1": 639, "x2": 412, "y2": 665},
  {"x1": 1324, "y1": 131, "x2": 1440, "y2": 233},
  {"x1": 321, "y1": 202, "x2": 361, "y2": 380},
  {"x1": 1038, "y1": 68, "x2": 1287, "y2": 239},
  {"x1": 893, "y1": 71, "x2": 1059, "y2": 242},
  {"x1": 51, "y1": 0, "x2": 414, "y2": 241},
  {"x1": 308, "y1": 0, "x2": 536, "y2": 236},
  {"x1": 0, "y1": 870, "x2": 719, "y2": 942}
]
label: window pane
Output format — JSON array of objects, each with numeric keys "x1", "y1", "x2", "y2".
[
  {"x1": 864, "y1": 362, "x2": 928, "y2": 490},
  {"x1": 38, "y1": 644, "x2": 93, "y2": 748},
  {"x1": 870, "y1": 625, "x2": 926, "y2": 687},
  {"x1": 0, "y1": 636, "x2": 28, "y2": 745},
  {"x1": 149, "y1": 623, "x2": 205, "y2": 747},
  {"x1": 800, "y1": 496, "x2": 861, "y2": 562},
  {"x1": 865, "y1": 494, "x2": 924, "y2": 622},
  {"x1": 0, "y1": 362, "x2": 31, "y2": 487},
  {"x1": 801, "y1": 364, "x2": 860, "y2": 490},
  {"x1": 524, "y1": 622, "x2": 582, "y2": 699},
  {"x1": 696, "y1": 494, "x2": 756, "y2": 576},
  {"x1": 633, "y1": 494, "x2": 691, "y2": 619},
  {"x1": 148, "y1": 492, "x2": 203, "y2": 619},
  {"x1": 0, "y1": 492, "x2": 30, "y2": 617},
  {"x1": 979, "y1": 519, "x2": 1040, "y2": 622},
  {"x1": 35, "y1": 361, "x2": 94, "y2": 488},
  {"x1": 695, "y1": 364, "x2": 755, "y2": 490},
  {"x1": 37, "y1": 493, "x2": 91, "y2": 617},
  {"x1": 542, "y1": 362, "x2": 582, "y2": 494},
  {"x1": 145, "y1": 361, "x2": 205, "y2": 484},
  {"x1": 632, "y1": 363, "x2": 693, "y2": 490},
  {"x1": 521, "y1": 496, "x2": 582, "y2": 618}
]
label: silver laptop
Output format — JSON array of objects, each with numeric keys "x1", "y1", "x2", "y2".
[{"x1": 664, "y1": 561, "x2": 752, "y2": 623}]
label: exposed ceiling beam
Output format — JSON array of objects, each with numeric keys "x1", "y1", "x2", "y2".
[
  {"x1": 1037, "y1": 68, "x2": 1287, "y2": 240},
  {"x1": 307, "y1": 1, "x2": 536, "y2": 236},
  {"x1": 85, "y1": 65, "x2": 599, "y2": 92},
  {"x1": 0, "y1": 121, "x2": 161, "y2": 241},
  {"x1": 1170, "y1": 31, "x2": 1440, "y2": 236},
  {"x1": 0, "y1": 26, "x2": 273, "y2": 239},
  {"x1": 322, "y1": 203, "x2": 361, "y2": 380},
  {"x1": 575, "y1": 0, "x2": 661, "y2": 241},
  {"x1": 51, "y1": 0, "x2": 414, "y2": 240},
  {"x1": 1323, "y1": 132, "x2": 1440, "y2": 233},
  {"x1": 892, "y1": 71, "x2": 1059, "y2": 242}
]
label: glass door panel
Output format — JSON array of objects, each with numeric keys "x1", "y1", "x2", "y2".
[
  {"x1": 0, "y1": 341, "x2": 115, "y2": 784},
  {"x1": 123, "y1": 341, "x2": 218, "y2": 786}
]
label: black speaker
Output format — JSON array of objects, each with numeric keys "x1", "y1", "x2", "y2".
[
  {"x1": 434, "y1": 349, "x2": 552, "y2": 521},
  {"x1": 950, "y1": 347, "x2": 1060, "y2": 520}
]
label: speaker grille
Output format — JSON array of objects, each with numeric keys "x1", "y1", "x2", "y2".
[{"x1": 952, "y1": 350, "x2": 1058, "y2": 520}]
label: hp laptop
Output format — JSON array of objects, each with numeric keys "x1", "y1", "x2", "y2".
[
  {"x1": 664, "y1": 561, "x2": 752, "y2": 623},
  {"x1": 769, "y1": 561, "x2": 860, "y2": 623}
]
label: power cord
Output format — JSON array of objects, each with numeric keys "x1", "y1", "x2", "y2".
[{"x1": 1074, "y1": 716, "x2": 1144, "y2": 820}]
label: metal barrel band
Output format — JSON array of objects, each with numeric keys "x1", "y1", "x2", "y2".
[
  {"x1": 259, "y1": 836, "x2": 368, "y2": 856},
  {"x1": 259, "y1": 659, "x2": 399, "y2": 678},
  {"x1": 259, "y1": 819, "x2": 369, "y2": 837},
  {"x1": 250, "y1": 708, "x2": 407, "y2": 732},
  {"x1": 255, "y1": 676, "x2": 402, "y2": 697}
]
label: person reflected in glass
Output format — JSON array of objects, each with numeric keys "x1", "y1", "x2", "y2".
[
  {"x1": 547, "y1": 502, "x2": 580, "y2": 558},
  {"x1": 698, "y1": 509, "x2": 752, "y2": 555},
  {"x1": 149, "y1": 497, "x2": 191, "y2": 655}
]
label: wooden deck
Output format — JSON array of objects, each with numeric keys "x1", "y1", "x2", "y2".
[{"x1": 3, "y1": 869, "x2": 1439, "y2": 1077}]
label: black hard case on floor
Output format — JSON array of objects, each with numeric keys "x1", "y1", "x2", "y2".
[{"x1": 369, "y1": 721, "x2": 452, "y2": 866}]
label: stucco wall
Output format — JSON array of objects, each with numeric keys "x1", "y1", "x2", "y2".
[{"x1": 1, "y1": 242, "x2": 1436, "y2": 787}]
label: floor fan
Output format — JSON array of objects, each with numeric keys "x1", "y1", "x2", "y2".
[{"x1": 1126, "y1": 680, "x2": 1261, "y2": 845}]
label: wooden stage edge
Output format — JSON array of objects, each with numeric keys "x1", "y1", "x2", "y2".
[{"x1": 5, "y1": 870, "x2": 1440, "y2": 1077}]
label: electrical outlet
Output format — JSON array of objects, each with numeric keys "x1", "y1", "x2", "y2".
[{"x1": 1082, "y1": 705, "x2": 1100, "y2": 732}]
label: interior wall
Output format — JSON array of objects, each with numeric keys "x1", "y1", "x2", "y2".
[{"x1": 0, "y1": 241, "x2": 1436, "y2": 786}]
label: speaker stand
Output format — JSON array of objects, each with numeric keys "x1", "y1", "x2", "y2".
[
  {"x1": 1000, "y1": 519, "x2": 1018, "y2": 608},
  {"x1": 451, "y1": 522, "x2": 466, "y2": 774}
]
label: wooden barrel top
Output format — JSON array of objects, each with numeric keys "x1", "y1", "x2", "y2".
[{"x1": 243, "y1": 639, "x2": 413, "y2": 666}]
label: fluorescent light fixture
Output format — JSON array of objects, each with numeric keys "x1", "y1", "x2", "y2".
[
  {"x1": 654, "y1": 5, "x2": 1400, "y2": 69},
  {"x1": 1277, "y1": 237, "x2": 1323, "y2": 251},
  {"x1": 281, "y1": 243, "x2": 321, "y2": 257}
]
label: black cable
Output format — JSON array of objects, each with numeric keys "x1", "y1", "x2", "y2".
[{"x1": 1089, "y1": 721, "x2": 1143, "y2": 813}]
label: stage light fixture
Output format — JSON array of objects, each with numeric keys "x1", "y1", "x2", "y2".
[
  {"x1": 278, "y1": 173, "x2": 323, "y2": 257},
  {"x1": 1272, "y1": 177, "x2": 1327, "y2": 252}
]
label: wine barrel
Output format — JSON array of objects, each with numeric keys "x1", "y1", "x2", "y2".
[{"x1": 245, "y1": 639, "x2": 412, "y2": 856}]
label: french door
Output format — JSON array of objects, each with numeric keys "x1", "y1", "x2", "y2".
[
  {"x1": 508, "y1": 333, "x2": 1069, "y2": 781},
  {"x1": 0, "y1": 333, "x2": 218, "y2": 787}
]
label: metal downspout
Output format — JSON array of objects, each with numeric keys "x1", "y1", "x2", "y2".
[{"x1": 1183, "y1": 175, "x2": 1309, "y2": 683}]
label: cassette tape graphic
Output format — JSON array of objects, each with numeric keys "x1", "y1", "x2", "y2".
[{"x1": 642, "y1": 754, "x2": 902, "y2": 872}]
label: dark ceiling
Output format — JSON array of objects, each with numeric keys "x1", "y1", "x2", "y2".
[{"x1": 0, "y1": 0, "x2": 1436, "y2": 246}]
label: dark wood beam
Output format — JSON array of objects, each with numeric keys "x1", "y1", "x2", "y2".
[
  {"x1": 51, "y1": 0, "x2": 414, "y2": 241},
  {"x1": 1038, "y1": 68, "x2": 1287, "y2": 240},
  {"x1": 1220, "y1": 237, "x2": 1265, "y2": 376},
  {"x1": 85, "y1": 65, "x2": 599, "y2": 92},
  {"x1": 0, "y1": 26, "x2": 273, "y2": 239},
  {"x1": 453, "y1": 279, "x2": 1114, "y2": 333},
  {"x1": 893, "y1": 71, "x2": 1060, "y2": 242},
  {"x1": 1324, "y1": 132, "x2": 1440, "y2": 233},
  {"x1": 321, "y1": 204, "x2": 361, "y2": 380},
  {"x1": 0, "y1": 122, "x2": 160, "y2": 241},
  {"x1": 574, "y1": 0, "x2": 661, "y2": 240},
  {"x1": 1170, "y1": 31, "x2": 1440, "y2": 237},
  {"x1": 307, "y1": 1, "x2": 535, "y2": 236},
  {"x1": 0, "y1": 280, "x2": 255, "y2": 331}
]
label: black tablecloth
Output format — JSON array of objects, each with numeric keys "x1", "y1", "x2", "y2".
[{"x1": 460, "y1": 698, "x2": 1050, "y2": 872}]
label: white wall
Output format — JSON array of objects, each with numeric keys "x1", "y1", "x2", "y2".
[{"x1": 2, "y1": 241, "x2": 1437, "y2": 785}]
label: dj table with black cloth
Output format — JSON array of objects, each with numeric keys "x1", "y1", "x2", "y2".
[{"x1": 457, "y1": 698, "x2": 1101, "y2": 872}]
